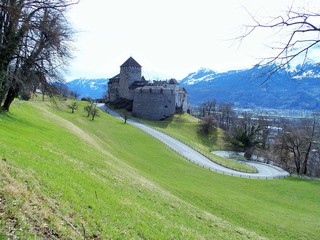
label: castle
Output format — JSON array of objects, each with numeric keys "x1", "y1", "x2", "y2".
[{"x1": 107, "y1": 57, "x2": 190, "y2": 120}]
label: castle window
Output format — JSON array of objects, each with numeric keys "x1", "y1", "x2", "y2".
[{"x1": 164, "y1": 105, "x2": 168, "y2": 108}]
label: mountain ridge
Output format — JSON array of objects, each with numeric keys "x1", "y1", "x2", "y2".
[
  {"x1": 66, "y1": 63, "x2": 320, "y2": 110},
  {"x1": 180, "y1": 63, "x2": 320, "y2": 110},
  {"x1": 67, "y1": 78, "x2": 108, "y2": 99}
]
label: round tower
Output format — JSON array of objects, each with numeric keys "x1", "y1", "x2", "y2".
[{"x1": 119, "y1": 57, "x2": 142, "y2": 100}]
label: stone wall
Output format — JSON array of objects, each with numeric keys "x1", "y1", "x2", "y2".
[
  {"x1": 108, "y1": 79, "x2": 119, "y2": 102},
  {"x1": 119, "y1": 66, "x2": 141, "y2": 100},
  {"x1": 132, "y1": 87, "x2": 176, "y2": 120},
  {"x1": 107, "y1": 57, "x2": 191, "y2": 119},
  {"x1": 178, "y1": 90, "x2": 189, "y2": 112}
]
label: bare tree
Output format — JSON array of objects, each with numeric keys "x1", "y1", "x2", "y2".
[
  {"x1": 199, "y1": 100, "x2": 216, "y2": 117},
  {"x1": 68, "y1": 102, "x2": 78, "y2": 113},
  {"x1": 84, "y1": 99, "x2": 95, "y2": 117},
  {"x1": 217, "y1": 102, "x2": 234, "y2": 130},
  {"x1": 122, "y1": 110, "x2": 129, "y2": 123},
  {"x1": 205, "y1": 100, "x2": 217, "y2": 116},
  {"x1": 84, "y1": 105, "x2": 92, "y2": 117},
  {"x1": 70, "y1": 91, "x2": 80, "y2": 100},
  {"x1": 90, "y1": 108, "x2": 98, "y2": 121},
  {"x1": 239, "y1": 3, "x2": 320, "y2": 76},
  {"x1": 198, "y1": 115, "x2": 217, "y2": 135},
  {"x1": 274, "y1": 116, "x2": 319, "y2": 175},
  {"x1": 0, "y1": 0, "x2": 79, "y2": 111},
  {"x1": 225, "y1": 112, "x2": 267, "y2": 159},
  {"x1": 198, "y1": 103, "x2": 206, "y2": 118}
]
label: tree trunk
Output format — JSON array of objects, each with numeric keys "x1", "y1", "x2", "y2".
[
  {"x1": 294, "y1": 155, "x2": 301, "y2": 175},
  {"x1": 1, "y1": 87, "x2": 18, "y2": 111},
  {"x1": 244, "y1": 147, "x2": 253, "y2": 160},
  {"x1": 302, "y1": 143, "x2": 312, "y2": 175},
  {"x1": 302, "y1": 118, "x2": 316, "y2": 175},
  {"x1": 0, "y1": 77, "x2": 6, "y2": 106}
]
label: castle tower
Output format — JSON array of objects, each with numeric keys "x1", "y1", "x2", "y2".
[{"x1": 119, "y1": 57, "x2": 142, "y2": 100}]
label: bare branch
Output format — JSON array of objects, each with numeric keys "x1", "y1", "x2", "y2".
[
  {"x1": 0, "y1": 0, "x2": 79, "y2": 110},
  {"x1": 237, "y1": 3, "x2": 320, "y2": 82}
]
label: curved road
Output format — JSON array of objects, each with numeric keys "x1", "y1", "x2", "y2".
[{"x1": 98, "y1": 104, "x2": 289, "y2": 179}]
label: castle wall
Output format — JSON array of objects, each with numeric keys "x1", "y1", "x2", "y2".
[
  {"x1": 178, "y1": 91, "x2": 189, "y2": 111},
  {"x1": 108, "y1": 80, "x2": 119, "y2": 102},
  {"x1": 107, "y1": 57, "x2": 190, "y2": 119},
  {"x1": 119, "y1": 66, "x2": 141, "y2": 100},
  {"x1": 132, "y1": 87, "x2": 176, "y2": 120}
]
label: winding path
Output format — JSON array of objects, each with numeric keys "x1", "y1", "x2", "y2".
[{"x1": 98, "y1": 104, "x2": 289, "y2": 179}]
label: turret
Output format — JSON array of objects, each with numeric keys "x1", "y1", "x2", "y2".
[{"x1": 119, "y1": 57, "x2": 142, "y2": 99}]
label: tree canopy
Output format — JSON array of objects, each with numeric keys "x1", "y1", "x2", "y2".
[{"x1": 0, "y1": 0, "x2": 79, "y2": 111}]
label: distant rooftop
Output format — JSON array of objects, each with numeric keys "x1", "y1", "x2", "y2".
[
  {"x1": 120, "y1": 57, "x2": 141, "y2": 68},
  {"x1": 168, "y1": 78, "x2": 179, "y2": 85}
]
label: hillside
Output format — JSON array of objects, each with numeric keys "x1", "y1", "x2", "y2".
[
  {"x1": 135, "y1": 113, "x2": 257, "y2": 173},
  {"x1": 0, "y1": 99, "x2": 319, "y2": 239}
]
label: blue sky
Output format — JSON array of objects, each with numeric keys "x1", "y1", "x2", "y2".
[{"x1": 66, "y1": 0, "x2": 319, "y2": 81}]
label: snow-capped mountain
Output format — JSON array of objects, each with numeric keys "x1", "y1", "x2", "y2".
[
  {"x1": 66, "y1": 70, "x2": 173, "y2": 99},
  {"x1": 66, "y1": 63, "x2": 320, "y2": 110},
  {"x1": 66, "y1": 78, "x2": 108, "y2": 99},
  {"x1": 181, "y1": 67, "x2": 217, "y2": 85},
  {"x1": 180, "y1": 63, "x2": 320, "y2": 110}
]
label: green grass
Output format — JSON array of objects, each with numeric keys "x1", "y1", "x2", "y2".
[
  {"x1": 133, "y1": 113, "x2": 222, "y2": 151},
  {"x1": 0, "y1": 99, "x2": 319, "y2": 239},
  {"x1": 135, "y1": 113, "x2": 256, "y2": 173},
  {"x1": 229, "y1": 154, "x2": 247, "y2": 161}
]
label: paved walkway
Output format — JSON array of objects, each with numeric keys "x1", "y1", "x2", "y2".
[{"x1": 98, "y1": 104, "x2": 290, "y2": 179}]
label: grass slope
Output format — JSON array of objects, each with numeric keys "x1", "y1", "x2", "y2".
[
  {"x1": 0, "y1": 99, "x2": 319, "y2": 239},
  {"x1": 137, "y1": 113, "x2": 256, "y2": 172}
]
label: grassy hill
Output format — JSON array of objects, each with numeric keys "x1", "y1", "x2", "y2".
[
  {"x1": 0, "y1": 99, "x2": 319, "y2": 239},
  {"x1": 136, "y1": 113, "x2": 256, "y2": 173}
]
